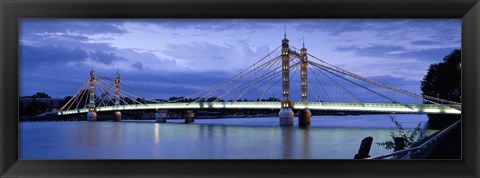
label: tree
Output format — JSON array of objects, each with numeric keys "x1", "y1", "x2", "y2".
[
  {"x1": 32, "y1": 92, "x2": 51, "y2": 98},
  {"x1": 20, "y1": 100, "x2": 50, "y2": 116},
  {"x1": 123, "y1": 97, "x2": 134, "y2": 104},
  {"x1": 136, "y1": 97, "x2": 147, "y2": 104},
  {"x1": 60, "y1": 96, "x2": 73, "y2": 108},
  {"x1": 206, "y1": 97, "x2": 224, "y2": 102},
  {"x1": 421, "y1": 49, "x2": 461, "y2": 103},
  {"x1": 266, "y1": 97, "x2": 280, "y2": 101},
  {"x1": 420, "y1": 49, "x2": 461, "y2": 128},
  {"x1": 206, "y1": 97, "x2": 217, "y2": 102}
]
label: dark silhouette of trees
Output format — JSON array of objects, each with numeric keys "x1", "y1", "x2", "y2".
[
  {"x1": 168, "y1": 96, "x2": 187, "y2": 102},
  {"x1": 206, "y1": 97, "x2": 224, "y2": 102},
  {"x1": 20, "y1": 99, "x2": 50, "y2": 116},
  {"x1": 20, "y1": 92, "x2": 53, "y2": 116},
  {"x1": 421, "y1": 49, "x2": 461, "y2": 103},
  {"x1": 136, "y1": 98, "x2": 147, "y2": 104},
  {"x1": 123, "y1": 97, "x2": 134, "y2": 104},
  {"x1": 257, "y1": 97, "x2": 280, "y2": 102},
  {"x1": 32, "y1": 92, "x2": 51, "y2": 98},
  {"x1": 60, "y1": 96, "x2": 73, "y2": 107},
  {"x1": 421, "y1": 49, "x2": 461, "y2": 128}
]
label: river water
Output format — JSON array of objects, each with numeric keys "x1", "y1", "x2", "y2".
[{"x1": 19, "y1": 114, "x2": 437, "y2": 159}]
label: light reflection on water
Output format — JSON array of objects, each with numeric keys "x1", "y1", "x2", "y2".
[{"x1": 19, "y1": 115, "x2": 437, "y2": 159}]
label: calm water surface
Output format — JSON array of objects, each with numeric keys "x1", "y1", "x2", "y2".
[{"x1": 19, "y1": 115, "x2": 437, "y2": 159}]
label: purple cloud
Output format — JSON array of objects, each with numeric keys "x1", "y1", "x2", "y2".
[
  {"x1": 20, "y1": 45, "x2": 89, "y2": 66},
  {"x1": 89, "y1": 50, "x2": 126, "y2": 64},
  {"x1": 335, "y1": 44, "x2": 457, "y2": 62},
  {"x1": 131, "y1": 62, "x2": 144, "y2": 70}
]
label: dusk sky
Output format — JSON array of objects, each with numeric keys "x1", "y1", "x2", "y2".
[{"x1": 19, "y1": 19, "x2": 460, "y2": 104}]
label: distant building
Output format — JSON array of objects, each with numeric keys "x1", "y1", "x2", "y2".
[{"x1": 19, "y1": 97, "x2": 64, "y2": 110}]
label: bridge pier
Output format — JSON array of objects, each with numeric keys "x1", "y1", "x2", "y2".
[
  {"x1": 279, "y1": 108, "x2": 294, "y2": 126},
  {"x1": 114, "y1": 111, "x2": 122, "y2": 122},
  {"x1": 87, "y1": 111, "x2": 97, "y2": 121},
  {"x1": 185, "y1": 110, "x2": 195, "y2": 123},
  {"x1": 155, "y1": 110, "x2": 167, "y2": 123},
  {"x1": 298, "y1": 109, "x2": 311, "y2": 127}
]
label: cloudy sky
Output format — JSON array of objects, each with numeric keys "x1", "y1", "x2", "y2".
[{"x1": 19, "y1": 19, "x2": 460, "y2": 104}]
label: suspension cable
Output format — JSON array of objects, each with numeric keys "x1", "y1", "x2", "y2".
[
  {"x1": 225, "y1": 62, "x2": 300, "y2": 103},
  {"x1": 291, "y1": 45, "x2": 460, "y2": 105},
  {"x1": 74, "y1": 88, "x2": 88, "y2": 110},
  {"x1": 307, "y1": 65, "x2": 332, "y2": 102},
  {"x1": 64, "y1": 82, "x2": 90, "y2": 112},
  {"x1": 96, "y1": 79, "x2": 143, "y2": 104},
  {"x1": 94, "y1": 80, "x2": 117, "y2": 107},
  {"x1": 96, "y1": 80, "x2": 147, "y2": 106},
  {"x1": 211, "y1": 58, "x2": 284, "y2": 103},
  {"x1": 169, "y1": 45, "x2": 282, "y2": 103},
  {"x1": 58, "y1": 77, "x2": 90, "y2": 112},
  {"x1": 312, "y1": 63, "x2": 401, "y2": 104},
  {"x1": 291, "y1": 54, "x2": 362, "y2": 104},
  {"x1": 259, "y1": 59, "x2": 282, "y2": 101},
  {"x1": 201, "y1": 56, "x2": 281, "y2": 103},
  {"x1": 307, "y1": 61, "x2": 363, "y2": 105},
  {"x1": 233, "y1": 56, "x2": 281, "y2": 102},
  {"x1": 308, "y1": 60, "x2": 460, "y2": 110},
  {"x1": 303, "y1": 51, "x2": 460, "y2": 106}
]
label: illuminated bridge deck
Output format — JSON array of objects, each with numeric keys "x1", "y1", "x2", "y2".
[{"x1": 57, "y1": 102, "x2": 461, "y2": 115}]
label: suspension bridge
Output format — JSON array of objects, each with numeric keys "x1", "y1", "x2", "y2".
[{"x1": 57, "y1": 33, "x2": 461, "y2": 126}]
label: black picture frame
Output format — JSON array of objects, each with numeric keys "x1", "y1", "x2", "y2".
[{"x1": 1, "y1": 0, "x2": 479, "y2": 177}]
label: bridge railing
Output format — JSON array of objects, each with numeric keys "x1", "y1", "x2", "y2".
[
  {"x1": 296, "y1": 102, "x2": 460, "y2": 114},
  {"x1": 57, "y1": 101, "x2": 461, "y2": 115},
  {"x1": 57, "y1": 108, "x2": 89, "y2": 115},
  {"x1": 367, "y1": 119, "x2": 461, "y2": 159}
]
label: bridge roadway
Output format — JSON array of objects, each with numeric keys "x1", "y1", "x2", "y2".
[{"x1": 57, "y1": 102, "x2": 461, "y2": 115}]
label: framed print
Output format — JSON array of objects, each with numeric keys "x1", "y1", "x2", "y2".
[{"x1": 1, "y1": 0, "x2": 479, "y2": 177}]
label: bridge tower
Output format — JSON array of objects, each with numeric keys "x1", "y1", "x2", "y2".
[
  {"x1": 113, "y1": 70, "x2": 122, "y2": 121},
  {"x1": 87, "y1": 67, "x2": 97, "y2": 121},
  {"x1": 298, "y1": 38, "x2": 311, "y2": 126},
  {"x1": 278, "y1": 30, "x2": 294, "y2": 126}
]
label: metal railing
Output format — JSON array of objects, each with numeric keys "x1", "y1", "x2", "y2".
[
  {"x1": 57, "y1": 101, "x2": 461, "y2": 115},
  {"x1": 367, "y1": 119, "x2": 461, "y2": 159}
]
